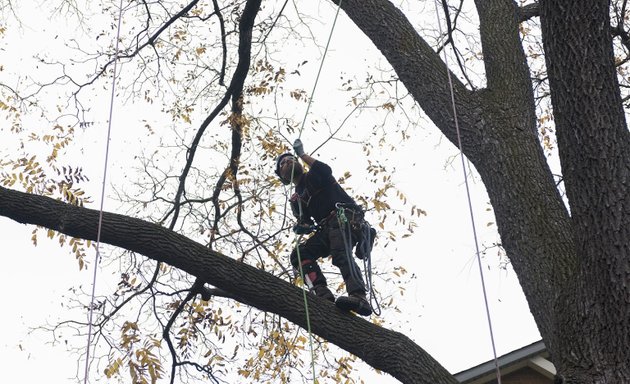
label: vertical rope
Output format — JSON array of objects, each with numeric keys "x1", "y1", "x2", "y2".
[
  {"x1": 83, "y1": 1, "x2": 124, "y2": 383},
  {"x1": 297, "y1": 0, "x2": 343, "y2": 140},
  {"x1": 293, "y1": 236, "x2": 318, "y2": 383},
  {"x1": 432, "y1": 1, "x2": 502, "y2": 383},
  {"x1": 289, "y1": 1, "x2": 343, "y2": 382}
]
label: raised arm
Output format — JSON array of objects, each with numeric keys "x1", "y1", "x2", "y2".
[{"x1": 293, "y1": 139, "x2": 316, "y2": 166}]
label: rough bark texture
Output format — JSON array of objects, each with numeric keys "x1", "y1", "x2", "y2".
[
  {"x1": 334, "y1": 0, "x2": 630, "y2": 382},
  {"x1": 336, "y1": 0, "x2": 570, "y2": 358},
  {"x1": 540, "y1": 0, "x2": 630, "y2": 382},
  {"x1": 0, "y1": 186, "x2": 456, "y2": 384}
]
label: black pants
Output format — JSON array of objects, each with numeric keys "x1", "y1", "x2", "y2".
[{"x1": 290, "y1": 215, "x2": 366, "y2": 295}]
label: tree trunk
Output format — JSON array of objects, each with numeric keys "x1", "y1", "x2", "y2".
[
  {"x1": 336, "y1": 0, "x2": 630, "y2": 382},
  {"x1": 540, "y1": 0, "x2": 630, "y2": 381},
  {"x1": 334, "y1": 0, "x2": 571, "y2": 364}
]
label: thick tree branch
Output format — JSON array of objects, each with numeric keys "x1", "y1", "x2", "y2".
[
  {"x1": 330, "y1": 0, "x2": 479, "y2": 152},
  {"x1": 518, "y1": 3, "x2": 540, "y2": 22},
  {"x1": 335, "y1": 0, "x2": 573, "y2": 353},
  {"x1": 0, "y1": 185, "x2": 456, "y2": 384},
  {"x1": 474, "y1": 0, "x2": 535, "y2": 107},
  {"x1": 540, "y1": 0, "x2": 630, "y2": 373}
]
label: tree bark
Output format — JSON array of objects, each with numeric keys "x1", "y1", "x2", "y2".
[
  {"x1": 540, "y1": 0, "x2": 630, "y2": 381},
  {"x1": 335, "y1": 0, "x2": 630, "y2": 381},
  {"x1": 334, "y1": 0, "x2": 572, "y2": 363},
  {"x1": 0, "y1": 185, "x2": 457, "y2": 384}
]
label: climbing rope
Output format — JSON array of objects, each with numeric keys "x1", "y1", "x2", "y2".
[
  {"x1": 83, "y1": 1, "x2": 124, "y2": 383},
  {"x1": 433, "y1": 1, "x2": 502, "y2": 383},
  {"x1": 335, "y1": 204, "x2": 380, "y2": 315},
  {"x1": 287, "y1": 1, "x2": 344, "y2": 383},
  {"x1": 357, "y1": 224, "x2": 381, "y2": 315},
  {"x1": 297, "y1": 0, "x2": 344, "y2": 141}
]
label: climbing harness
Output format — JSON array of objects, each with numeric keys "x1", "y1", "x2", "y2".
[
  {"x1": 433, "y1": 0, "x2": 502, "y2": 382},
  {"x1": 83, "y1": 2, "x2": 124, "y2": 384}
]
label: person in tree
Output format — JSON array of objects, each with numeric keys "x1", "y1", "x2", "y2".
[{"x1": 275, "y1": 139, "x2": 374, "y2": 316}]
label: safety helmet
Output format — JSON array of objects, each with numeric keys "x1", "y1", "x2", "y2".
[{"x1": 275, "y1": 152, "x2": 296, "y2": 185}]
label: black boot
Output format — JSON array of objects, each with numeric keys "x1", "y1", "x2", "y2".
[
  {"x1": 335, "y1": 292, "x2": 372, "y2": 316},
  {"x1": 311, "y1": 284, "x2": 335, "y2": 302}
]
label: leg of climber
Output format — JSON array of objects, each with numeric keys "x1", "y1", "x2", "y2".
[
  {"x1": 333, "y1": 261, "x2": 372, "y2": 316},
  {"x1": 328, "y1": 221, "x2": 372, "y2": 316},
  {"x1": 290, "y1": 240, "x2": 335, "y2": 302}
]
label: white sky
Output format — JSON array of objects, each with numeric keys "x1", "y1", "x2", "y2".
[{"x1": 0, "y1": 1, "x2": 542, "y2": 383}]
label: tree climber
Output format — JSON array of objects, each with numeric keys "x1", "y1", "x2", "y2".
[{"x1": 275, "y1": 139, "x2": 375, "y2": 316}]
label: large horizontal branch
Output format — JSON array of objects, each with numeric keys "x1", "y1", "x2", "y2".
[{"x1": 0, "y1": 186, "x2": 456, "y2": 384}]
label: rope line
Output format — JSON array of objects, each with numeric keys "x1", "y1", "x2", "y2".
[
  {"x1": 289, "y1": 1, "x2": 343, "y2": 382},
  {"x1": 83, "y1": 1, "x2": 124, "y2": 383},
  {"x1": 297, "y1": 0, "x2": 343, "y2": 140},
  {"x1": 293, "y1": 237, "x2": 318, "y2": 384},
  {"x1": 432, "y1": 1, "x2": 502, "y2": 383},
  {"x1": 336, "y1": 206, "x2": 380, "y2": 315}
]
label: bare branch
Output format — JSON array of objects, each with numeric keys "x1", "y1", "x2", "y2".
[{"x1": 168, "y1": 0, "x2": 262, "y2": 229}]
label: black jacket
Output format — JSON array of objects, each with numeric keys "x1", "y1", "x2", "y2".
[{"x1": 290, "y1": 160, "x2": 358, "y2": 225}]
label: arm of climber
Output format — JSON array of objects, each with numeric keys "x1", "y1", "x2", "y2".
[
  {"x1": 293, "y1": 138, "x2": 317, "y2": 167},
  {"x1": 298, "y1": 153, "x2": 316, "y2": 167}
]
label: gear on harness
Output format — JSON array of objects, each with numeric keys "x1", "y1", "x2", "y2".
[
  {"x1": 355, "y1": 223, "x2": 377, "y2": 260},
  {"x1": 293, "y1": 223, "x2": 318, "y2": 235},
  {"x1": 333, "y1": 203, "x2": 376, "y2": 260}
]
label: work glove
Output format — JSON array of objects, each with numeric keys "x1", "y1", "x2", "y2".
[
  {"x1": 293, "y1": 138, "x2": 305, "y2": 157},
  {"x1": 293, "y1": 223, "x2": 316, "y2": 235}
]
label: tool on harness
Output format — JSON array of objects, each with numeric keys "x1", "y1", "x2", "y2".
[
  {"x1": 293, "y1": 223, "x2": 318, "y2": 235},
  {"x1": 334, "y1": 202, "x2": 377, "y2": 260},
  {"x1": 355, "y1": 223, "x2": 377, "y2": 260},
  {"x1": 336, "y1": 204, "x2": 348, "y2": 223}
]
